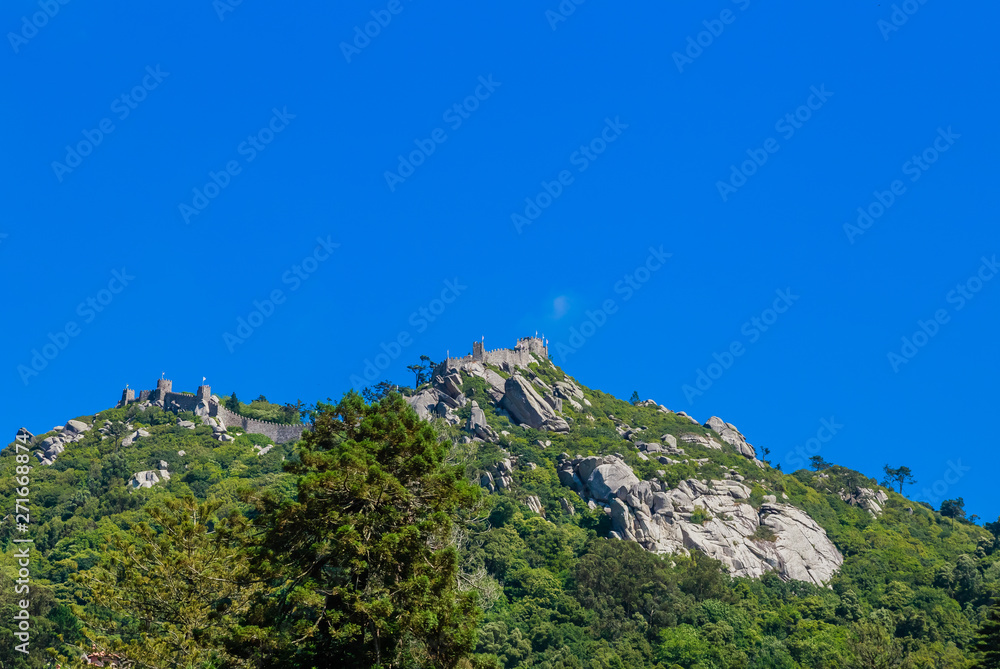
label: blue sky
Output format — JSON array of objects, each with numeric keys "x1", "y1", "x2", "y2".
[{"x1": 3, "y1": 1, "x2": 999, "y2": 519}]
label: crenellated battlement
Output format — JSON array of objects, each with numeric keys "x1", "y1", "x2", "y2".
[{"x1": 438, "y1": 335, "x2": 548, "y2": 374}]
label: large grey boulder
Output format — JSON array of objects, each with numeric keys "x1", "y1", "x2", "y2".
[
  {"x1": 705, "y1": 416, "x2": 758, "y2": 461},
  {"x1": 65, "y1": 419, "x2": 90, "y2": 435},
  {"x1": 556, "y1": 457, "x2": 844, "y2": 586},
  {"x1": 435, "y1": 373, "x2": 464, "y2": 399},
  {"x1": 588, "y1": 460, "x2": 641, "y2": 501},
  {"x1": 129, "y1": 469, "x2": 171, "y2": 490},
  {"x1": 406, "y1": 388, "x2": 454, "y2": 422},
  {"x1": 15, "y1": 428, "x2": 33, "y2": 444},
  {"x1": 499, "y1": 375, "x2": 569, "y2": 433},
  {"x1": 467, "y1": 401, "x2": 500, "y2": 442}
]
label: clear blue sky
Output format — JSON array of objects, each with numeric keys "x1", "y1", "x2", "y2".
[{"x1": 3, "y1": 1, "x2": 998, "y2": 519}]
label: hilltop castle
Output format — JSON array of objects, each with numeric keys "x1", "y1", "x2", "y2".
[
  {"x1": 118, "y1": 378, "x2": 304, "y2": 444},
  {"x1": 437, "y1": 336, "x2": 548, "y2": 374}
]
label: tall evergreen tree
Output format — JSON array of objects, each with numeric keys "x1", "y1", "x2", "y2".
[
  {"x1": 72, "y1": 496, "x2": 254, "y2": 667},
  {"x1": 976, "y1": 598, "x2": 1000, "y2": 668},
  {"x1": 235, "y1": 391, "x2": 482, "y2": 668}
]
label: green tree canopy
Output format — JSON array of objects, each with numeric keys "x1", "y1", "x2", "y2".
[{"x1": 236, "y1": 391, "x2": 482, "y2": 668}]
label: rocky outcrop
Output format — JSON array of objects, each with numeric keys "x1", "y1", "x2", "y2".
[
  {"x1": 562, "y1": 455, "x2": 641, "y2": 501},
  {"x1": 839, "y1": 487, "x2": 889, "y2": 516},
  {"x1": 129, "y1": 468, "x2": 171, "y2": 490},
  {"x1": 438, "y1": 360, "x2": 506, "y2": 402},
  {"x1": 525, "y1": 495, "x2": 545, "y2": 516},
  {"x1": 676, "y1": 411, "x2": 699, "y2": 424},
  {"x1": 15, "y1": 427, "x2": 34, "y2": 444},
  {"x1": 406, "y1": 387, "x2": 461, "y2": 425},
  {"x1": 480, "y1": 455, "x2": 515, "y2": 493},
  {"x1": 34, "y1": 420, "x2": 93, "y2": 465},
  {"x1": 638, "y1": 399, "x2": 671, "y2": 413},
  {"x1": 704, "y1": 417, "x2": 764, "y2": 468},
  {"x1": 680, "y1": 433, "x2": 723, "y2": 450},
  {"x1": 500, "y1": 375, "x2": 569, "y2": 433},
  {"x1": 553, "y1": 380, "x2": 584, "y2": 410},
  {"x1": 467, "y1": 401, "x2": 500, "y2": 442},
  {"x1": 557, "y1": 455, "x2": 843, "y2": 586},
  {"x1": 121, "y1": 428, "x2": 150, "y2": 448}
]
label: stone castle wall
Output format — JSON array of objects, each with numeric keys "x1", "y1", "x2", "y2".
[
  {"x1": 162, "y1": 392, "x2": 200, "y2": 413},
  {"x1": 210, "y1": 403, "x2": 305, "y2": 444},
  {"x1": 438, "y1": 336, "x2": 548, "y2": 375},
  {"x1": 120, "y1": 379, "x2": 305, "y2": 444}
]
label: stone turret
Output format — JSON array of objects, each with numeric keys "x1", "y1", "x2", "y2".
[
  {"x1": 152, "y1": 378, "x2": 172, "y2": 402},
  {"x1": 119, "y1": 387, "x2": 135, "y2": 407}
]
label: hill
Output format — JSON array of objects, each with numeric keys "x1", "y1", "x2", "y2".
[{"x1": 1, "y1": 337, "x2": 997, "y2": 668}]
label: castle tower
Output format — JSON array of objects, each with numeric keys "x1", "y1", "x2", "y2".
[
  {"x1": 472, "y1": 340, "x2": 484, "y2": 361},
  {"x1": 119, "y1": 387, "x2": 135, "y2": 407},
  {"x1": 197, "y1": 385, "x2": 211, "y2": 400},
  {"x1": 153, "y1": 378, "x2": 172, "y2": 402}
]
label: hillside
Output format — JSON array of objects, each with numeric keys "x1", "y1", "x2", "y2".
[{"x1": 1, "y1": 338, "x2": 998, "y2": 668}]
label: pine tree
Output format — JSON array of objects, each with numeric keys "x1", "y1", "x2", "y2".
[
  {"x1": 975, "y1": 598, "x2": 1000, "y2": 668},
  {"x1": 235, "y1": 390, "x2": 482, "y2": 668},
  {"x1": 72, "y1": 495, "x2": 255, "y2": 667}
]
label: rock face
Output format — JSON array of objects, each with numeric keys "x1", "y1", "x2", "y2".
[
  {"x1": 406, "y1": 388, "x2": 461, "y2": 425},
  {"x1": 15, "y1": 428, "x2": 34, "y2": 444},
  {"x1": 704, "y1": 417, "x2": 763, "y2": 468},
  {"x1": 557, "y1": 456, "x2": 843, "y2": 586},
  {"x1": 500, "y1": 375, "x2": 569, "y2": 433},
  {"x1": 467, "y1": 401, "x2": 500, "y2": 442}
]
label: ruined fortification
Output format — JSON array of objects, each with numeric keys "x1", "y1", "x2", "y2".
[
  {"x1": 437, "y1": 336, "x2": 548, "y2": 374},
  {"x1": 119, "y1": 378, "x2": 305, "y2": 444}
]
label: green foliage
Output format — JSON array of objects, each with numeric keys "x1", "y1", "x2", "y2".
[
  {"x1": 690, "y1": 506, "x2": 712, "y2": 525},
  {"x1": 234, "y1": 391, "x2": 482, "y2": 668},
  {"x1": 72, "y1": 496, "x2": 254, "y2": 667}
]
